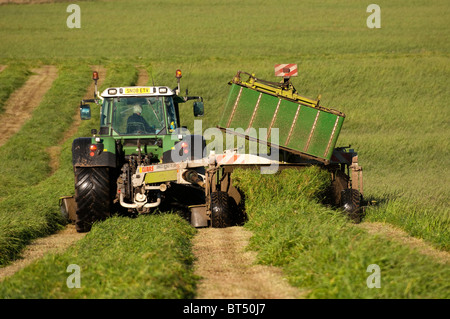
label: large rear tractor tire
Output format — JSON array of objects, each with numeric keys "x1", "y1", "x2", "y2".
[
  {"x1": 210, "y1": 191, "x2": 233, "y2": 228},
  {"x1": 74, "y1": 167, "x2": 112, "y2": 232},
  {"x1": 340, "y1": 188, "x2": 363, "y2": 223}
]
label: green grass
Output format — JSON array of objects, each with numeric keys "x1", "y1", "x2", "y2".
[
  {"x1": 232, "y1": 167, "x2": 450, "y2": 298},
  {"x1": 0, "y1": 0, "x2": 448, "y2": 298},
  {"x1": 97, "y1": 59, "x2": 139, "y2": 91},
  {"x1": 0, "y1": 0, "x2": 449, "y2": 60},
  {"x1": 0, "y1": 214, "x2": 198, "y2": 299},
  {"x1": 364, "y1": 199, "x2": 449, "y2": 251}
]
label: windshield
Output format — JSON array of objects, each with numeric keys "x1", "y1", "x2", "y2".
[{"x1": 107, "y1": 96, "x2": 178, "y2": 135}]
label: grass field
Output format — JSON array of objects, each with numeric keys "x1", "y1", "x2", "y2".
[
  {"x1": 0, "y1": 0, "x2": 448, "y2": 298},
  {"x1": 233, "y1": 167, "x2": 449, "y2": 298}
]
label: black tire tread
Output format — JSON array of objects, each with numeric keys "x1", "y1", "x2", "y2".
[
  {"x1": 74, "y1": 167, "x2": 111, "y2": 232},
  {"x1": 340, "y1": 188, "x2": 362, "y2": 223},
  {"x1": 210, "y1": 191, "x2": 232, "y2": 228}
]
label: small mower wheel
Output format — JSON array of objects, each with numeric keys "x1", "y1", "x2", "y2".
[
  {"x1": 74, "y1": 167, "x2": 112, "y2": 232},
  {"x1": 340, "y1": 188, "x2": 363, "y2": 223},
  {"x1": 210, "y1": 191, "x2": 233, "y2": 228}
]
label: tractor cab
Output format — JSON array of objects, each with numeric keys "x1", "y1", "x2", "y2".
[
  {"x1": 77, "y1": 70, "x2": 205, "y2": 163},
  {"x1": 97, "y1": 87, "x2": 181, "y2": 137},
  {"x1": 79, "y1": 70, "x2": 204, "y2": 139}
]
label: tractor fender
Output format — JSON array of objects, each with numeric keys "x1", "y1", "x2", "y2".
[{"x1": 72, "y1": 137, "x2": 116, "y2": 168}]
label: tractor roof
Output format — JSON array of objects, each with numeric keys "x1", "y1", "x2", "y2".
[{"x1": 100, "y1": 86, "x2": 175, "y2": 98}]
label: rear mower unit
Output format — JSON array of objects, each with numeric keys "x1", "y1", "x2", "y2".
[
  {"x1": 213, "y1": 69, "x2": 364, "y2": 223},
  {"x1": 62, "y1": 66, "x2": 363, "y2": 232}
]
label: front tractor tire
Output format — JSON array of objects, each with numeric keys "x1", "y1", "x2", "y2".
[{"x1": 74, "y1": 167, "x2": 112, "y2": 232}]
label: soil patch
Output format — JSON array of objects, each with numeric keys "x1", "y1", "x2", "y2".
[
  {"x1": 136, "y1": 68, "x2": 149, "y2": 86},
  {"x1": 192, "y1": 226, "x2": 303, "y2": 299}
]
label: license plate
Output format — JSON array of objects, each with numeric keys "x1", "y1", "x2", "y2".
[{"x1": 123, "y1": 87, "x2": 151, "y2": 95}]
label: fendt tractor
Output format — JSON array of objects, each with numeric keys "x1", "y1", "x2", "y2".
[{"x1": 61, "y1": 66, "x2": 364, "y2": 232}]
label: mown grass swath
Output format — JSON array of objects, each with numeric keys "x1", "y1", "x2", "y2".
[
  {"x1": 0, "y1": 63, "x2": 91, "y2": 265},
  {"x1": 0, "y1": 64, "x2": 91, "y2": 200},
  {"x1": 232, "y1": 167, "x2": 449, "y2": 298},
  {"x1": 0, "y1": 214, "x2": 198, "y2": 299},
  {"x1": 0, "y1": 62, "x2": 31, "y2": 114},
  {"x1": 0, "y1": 62, "x2": 138, "y2": 267},
  {"x1": 364, "y1": 199, "x2": 449, "y2": 251}
]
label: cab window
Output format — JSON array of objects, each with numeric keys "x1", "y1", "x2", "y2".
[{"x1": 108, "y1": 96, "x2": 174, "y2": 135}]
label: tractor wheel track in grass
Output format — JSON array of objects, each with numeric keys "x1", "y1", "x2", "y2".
[
  {"x1": 192, "y1": 226, "x2": 303, "y2": 299},
  {"x1": 136, "y1": 67, "x2": 149, "y2": 86},
  {"x1": 358, "y1": 222, "x2": 449, "y2": 264},
  {"x1": 0, "y1": 65, "x2": 58, "y2": 147},
  {"x1": 0, "y1": 225, "x2": 85, "y2": 281}
]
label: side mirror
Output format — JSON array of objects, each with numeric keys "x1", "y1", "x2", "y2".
[
  {"x1": 80, "y1": 104, "x2": 91, "y2": 120},
  {"x1": 193, "y1": 101, "x2": 204, "y2": 117}
]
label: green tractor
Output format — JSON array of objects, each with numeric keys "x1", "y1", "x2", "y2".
[
  {"x1": 68, "y1": 67, "x2": 364, "y2": 233},
  {"x1": 72, "y1": 70, "x2": 206, "y2": 232}
]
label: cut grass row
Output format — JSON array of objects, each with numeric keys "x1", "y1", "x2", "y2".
[
  {"x1": 0, "y1": 62, "x2": 90, "y2": 265},
  {"x1": 0, "y1": 62, "x2": 31, "y2": 114},
  {"x1": 0, "y1": 62, "x2": 199, "y2": 298},
  {"x1": 0, "y1": 214, "x2": 198, "y2": 299},
  {"x1": 232, "y1": 167, "x2": 449, "y2": 298},
  {"x1": 0, "y1": 63, "x2": 91, "y2": 200},
  {"x1": 0, "y1": 61, "x2": 138, "y2": 267},
  {"x1": 364, "y1": 199, "x2": 449, "y2": 251}
]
